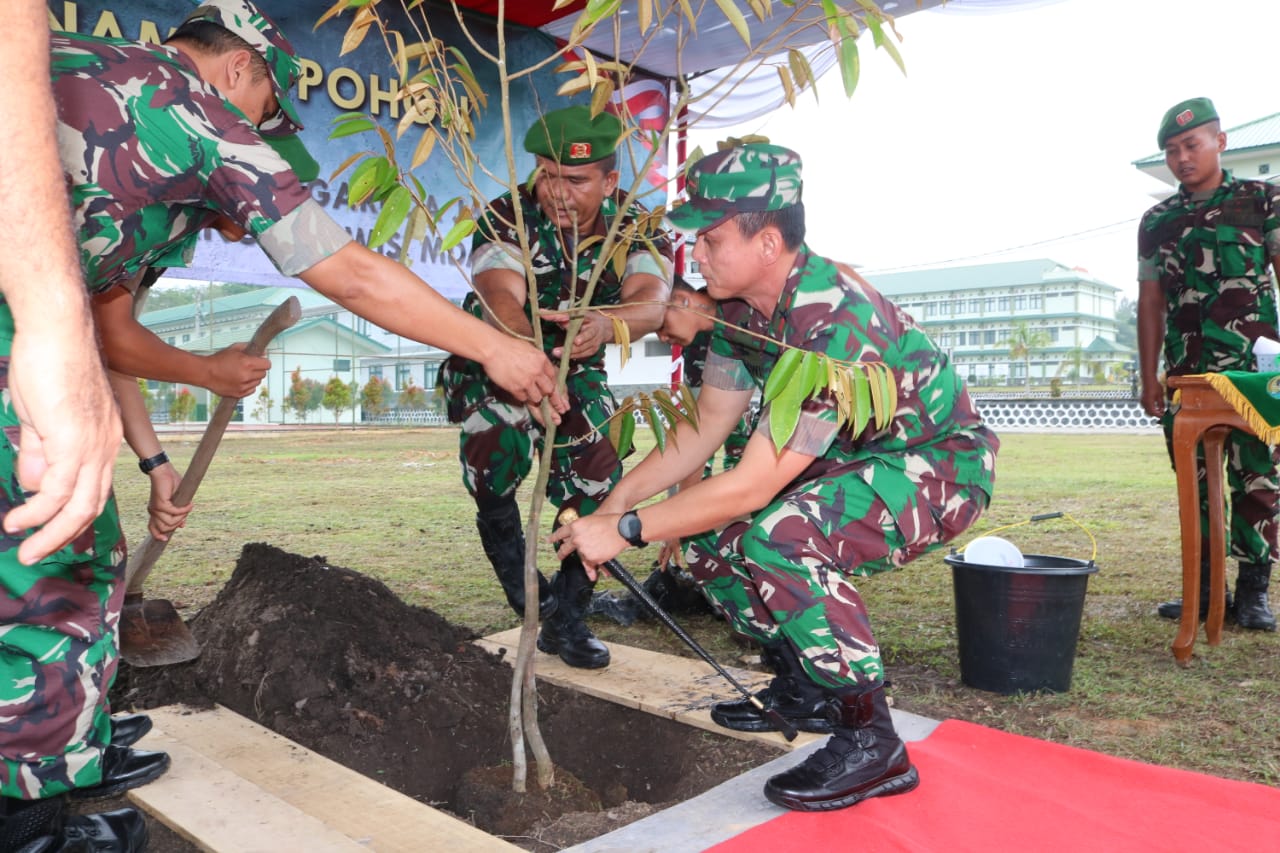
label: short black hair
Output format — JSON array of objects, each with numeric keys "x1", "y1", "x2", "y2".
[
  {"x1": 734, "y1": 203, "x2": 806, "y2": 251},
  {"x1": 166, "y1": 20, "x2": 269, "y2": 84}
]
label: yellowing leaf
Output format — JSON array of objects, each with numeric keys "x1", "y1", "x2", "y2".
[
  {"x1": 776, "y1": 66, "x2": 795, "y2": 108},
  {"x1": 713, "y1": 0, "x2": 752, "y2": 48},
  {"x1": 678, "y1": 382, "x2": 699, "y2": 430},
  {"x1": 611, "y1": 315, "x2": 631, "y2": 368},
  {"x1": 410, "y1": 127, "x2": 437, "y2": 170}
]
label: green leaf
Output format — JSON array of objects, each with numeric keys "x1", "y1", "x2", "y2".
[
  {"x1": 329, "y1": 116, "x2": 377, "y2": 139},
  {"x1": 645, "y1": 398, "x2": 667, "y2": 453},
  {"x1": 369, "y1": 186, "x2": 412, "y2": 249},
  {"x1": 768, "y1": 373, "x2": 806, "y2": 452},
  {"x1": 348, "y1": 156, "x2": 388, "y2": 206},
  {"x1": 799, "y1": 350, "x2": 824, "y2": 399},
  {"x1": 608, "y1": 407, "x2": 636, "y2": 457},
  {"x1": 763, "y1": 348, "x2": 804, "y2": 405},
  {"x1": 867, "y1": 16, "x2": 906, "y2": 75},
  {"x1": 837, "y1": 36, "x2": 860, "y2": 97},
  {"x1": 441, "y1": 218, "x2": 477, "y2": 252},
  {"x1": 851, "y1": 367, "x2": 871, "y2": 435}
]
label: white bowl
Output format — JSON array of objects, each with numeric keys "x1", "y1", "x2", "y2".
[{"x1": 962, "y1": 536, "x2": 1025, "y2": 568}]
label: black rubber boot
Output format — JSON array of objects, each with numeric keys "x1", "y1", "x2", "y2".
[
  {"x1": 537, "y1": 555, "x2": 610, "y2": 668},
  {"x1": 476, "y1": 498, "x2": 556, "y2": 620},
  {"x1": 763, "y1": 684, "x2": 919, "y2": 812},
  {"x1": 1157, "y1": 559, "x2": 1232, "y2": 621},
  {"x1": 2, "y1": 795, "x2": 148, "y2": 853},
  {"x1": 711, "y1": 643, "x2": 834, "y2": 734},
  {"x1": 1234, "y1": 562, "x2": 1277, "y2": 631}
]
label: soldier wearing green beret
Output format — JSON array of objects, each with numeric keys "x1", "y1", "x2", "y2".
[
  {"x1": 441, "y1": 105, "x2": 673, "y2": 668},
  {"x1": 1138, "y1": 98, "x2": 1280, "y2": 631},
  {"x1": 552, "y1": 142, "x2": 998, "y2": 811}
]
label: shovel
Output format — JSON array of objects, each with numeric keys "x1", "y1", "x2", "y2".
[{"x1": 119, "y1": 295, "x2": 301, "y2": 666}]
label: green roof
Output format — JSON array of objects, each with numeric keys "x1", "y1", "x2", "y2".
[
  {"x1": 866, "y1": 258, "x2": 1118, "y2": 296},
  {"x1": 140, "y1": 286, "x2": 333, "y2": 325},
  {"x1": 1133, "y1": 111, "x2": 1280, "y2": 168}
]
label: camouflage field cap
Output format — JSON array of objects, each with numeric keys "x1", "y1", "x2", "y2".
[
  {"x1": 182, "y1": 0, "x2": 304, "y2": 137},
  {"x1": 1157, "y1": 97, "x2": 1218, "y2": 148},
  {"x1": 666, "y1": 143, "x2": 802, "y2": 234},
  {"x1": 524, "y1": 105, "x2": 623, "y2": 165}
]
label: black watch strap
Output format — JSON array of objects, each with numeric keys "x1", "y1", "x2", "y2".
[
  {"x1": 617, "y1": 511, "x2": 647, "y2": 548},
  {"x1": 138, "y1": 452, "x2": 169, "y2": 474}
]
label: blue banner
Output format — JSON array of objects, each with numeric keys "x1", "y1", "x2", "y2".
[{"x1": 47, "y1": 0, "x2": 607, "y2": 300}]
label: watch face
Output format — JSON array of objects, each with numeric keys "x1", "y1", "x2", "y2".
[{"x1": 619, "y1": 511, "x2": 644, "y2": 545}]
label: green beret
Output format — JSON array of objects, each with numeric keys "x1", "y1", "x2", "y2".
[
  {"x1": 523, "y1": 106, "x2": 622, "y2": 165},
  {"x1": 665, "y1": 143, "x2": 802, "y2": 235},
  {"x1": 1157, "y1": 97, "x2": 1219, "y2": 148}
]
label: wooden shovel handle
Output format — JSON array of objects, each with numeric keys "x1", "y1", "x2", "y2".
[{"x1": 124, "y1": 296, "x2": 301, "y2": 593}]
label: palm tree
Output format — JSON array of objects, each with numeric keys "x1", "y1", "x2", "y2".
[{"x1": 1006, "y1": 322, "x2": 1051, "y2": 390}]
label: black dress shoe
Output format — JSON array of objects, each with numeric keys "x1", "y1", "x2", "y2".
[
  {"x1": 18, "y1": 807, "x2": 150, "y2": 853},
  {"x1": 68, "y1": 747, "x2": 170, "y2": 800},
  {"x1": 108, "y1": 714, "x2": 152, "y2": 749}
]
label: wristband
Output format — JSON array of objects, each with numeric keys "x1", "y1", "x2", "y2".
[{"x1": 138, "y1": 452, "x2": 169, "y2": 474}]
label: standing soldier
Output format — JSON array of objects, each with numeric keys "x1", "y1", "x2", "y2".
[
  {"x1": 442, "y1": 105, "x2": 672, "y2": 668},
  {"x1": 553, "y1": 142, "x2": 998, "y2": 811},
  {"x1": 1138, "y1": 97, "x2": 1280, "y2": 631}
]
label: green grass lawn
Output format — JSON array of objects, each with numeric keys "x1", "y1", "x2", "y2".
[{"x1": 113, "y1": 427, "x2": 1280, "y2": 786}]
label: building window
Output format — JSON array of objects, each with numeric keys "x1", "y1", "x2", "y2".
[
  {"x1": 984, "y1": 329, "x2": 997, "y2": 345},
  {"x1": 182, "y1": 334, "x2": 190, "y2": 343},
  {"x1": 423, "y1": 362, "x2": 439, "y2": 388},
  {"x1": 1013, "y1": 295, "x2": 1027, "y2": 311},
  {"x1": 1029, "y1": 294, "x2": 1043, "y2": 310},
  {"x1": 998, "y1": 297, "x2": 1009, "y2": 311},
  {"x1": 396, "y1": 363, "x2": 413, "y2": 389},
  {"x1": 333, "y1": 358, "x2": 351, "y2": 372},
  {"x1": 369, "y1": 365, "x2": 383, "y2": 379}
]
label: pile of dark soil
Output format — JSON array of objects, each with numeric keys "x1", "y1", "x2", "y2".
[{"x1": 113, "y1": 543, "x2": 779, "y2": 850}]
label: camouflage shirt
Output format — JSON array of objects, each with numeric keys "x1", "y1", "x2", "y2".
[
  {"x1": 707, "y1": 245, "x2": 997, "y2": 496},
  {"x1": 1137, "y1": 171, "x2": 1280, "y2": 374},
  {"x1": 465, "y1": 185, "x2": 672, "y2": 371},
  {"x1": 50, "y1": 32, "x2": 346, "y2": 292}
]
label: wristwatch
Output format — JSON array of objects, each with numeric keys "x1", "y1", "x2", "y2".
[{"x1": 617, "y1": 511, "x2": 647, "y2": 548}]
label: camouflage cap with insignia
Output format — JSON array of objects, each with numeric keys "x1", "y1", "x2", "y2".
[
  {"x1": 1157, "y1": 97, "x2": 1218, "y2": 148},
  {"x1": 665, "y1": 143, "x2": 802, "y2": 235},
  {"x1": 524, "y1": 105, "x2": 623, "y2": 165},
  {"x1": 182, "y1": 0, "x2": 304, "y2": 137}
]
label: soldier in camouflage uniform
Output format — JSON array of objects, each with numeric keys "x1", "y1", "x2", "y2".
[
  {"x1": 1137, "y1": 97, "x2": 1280, "y2": 631},
  {"x1": 554, "y1": 143, "x2": 998, "y2": 812},
  {"x1": 0, "y1": 3, "x2": 148, "y2": 849},
  {"x1": 442, "y1": 105, "x2": 672, "y2": 669},
  {"x1": 53, "y1": 0, "x2": 562, "y2": 546},
  {"x1": 4, "y1": 0, "x2": 567, "y2": 835}
]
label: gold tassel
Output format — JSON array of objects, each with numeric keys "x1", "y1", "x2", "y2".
[{"x1": 1201, "y1": 373, "x2": 1280, "y2": 445}]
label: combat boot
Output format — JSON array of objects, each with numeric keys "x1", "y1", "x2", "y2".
[
  {"x1": 763, "y1": 684, "x2": 919, "y2": 812},
  {"x1": 2, "y1": 795, "x2": 148, "y2": 853},
  {"x1": 1157, "y1": 559, "x2": 1232, "y2": 621},
  {"x1": 1234, "y1": 562, "x2": 1277, "y2": 631},
  {"x1": 711, "y1": 643, "x2": 833, "y2": 734},
  {"x1": 476, "y1": 498, "x2": 556, "y2": 620},
  {"x1": 537, "y1": 555, "x2": 610, "y2": 668}
]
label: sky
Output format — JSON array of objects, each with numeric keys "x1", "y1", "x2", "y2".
[{"x1": 686, "y1": 0, "x2": 1278, "y2": 302}]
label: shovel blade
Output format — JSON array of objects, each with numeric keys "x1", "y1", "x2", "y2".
[{"x1": 120, "y1": 598, "x2": 201, "y2": 667}]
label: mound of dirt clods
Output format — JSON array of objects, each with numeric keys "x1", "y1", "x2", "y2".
[{"x1": 114, "y1": 543, "x2": 778, "y2": 850}]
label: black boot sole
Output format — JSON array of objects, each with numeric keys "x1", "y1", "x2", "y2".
[
  {"x1": 69, "y1": 754, "x2": 171, "y2": 801},
  {"x1": 764, "y1": 764, "x2": 920, "y2": 812},
  {"x1": 709, "y1": 707, "x2": 833, "y2": 734},
  {"x1": 536, "y1": 633, "x2": 611, "y2": 669}
]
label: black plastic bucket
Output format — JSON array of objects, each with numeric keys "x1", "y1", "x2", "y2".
[{"x1": 944, "y1": 553, "x2": 1098, "y2": 695}]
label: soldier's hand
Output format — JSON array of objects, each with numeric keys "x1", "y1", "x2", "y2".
[
  {"x1": 484, "y1": 338, "x2": 567, "y2": 418},
  {"x1": 206, "y1": 344, "x2": 270, "y2": 399},
  {"x1": 544, "y1": 311, "x2": 610, "y2": 361},
  {"x1": 1140, "y1": 383, "x2": 1166, "y2": 418},
  {"x1": 146, "y1": 461, "x2": 192, "y2": 541}
]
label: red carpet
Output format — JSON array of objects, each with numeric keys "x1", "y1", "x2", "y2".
[{"x1": 712, "y1": 719, "x2": 1280, "y2": 852}]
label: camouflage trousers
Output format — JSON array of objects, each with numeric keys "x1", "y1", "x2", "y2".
[
  {"x1": 685, "y1": 453, "x2": 992, "y2": 691},
  {"x1": 0, "y1": 305, "x2": 126, "y2": 800},
  {"x1": 1162, "y1": 413, "x2": 1279, "y2": 564},
  {"x1": 443, "y1": 357, "x2": 623, "y2": 515}
]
